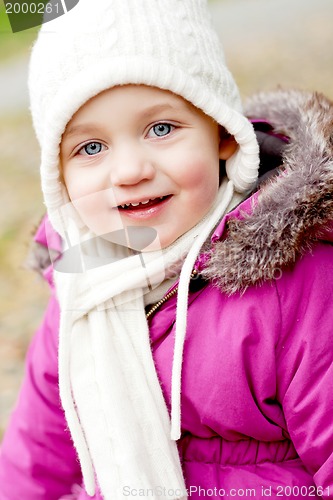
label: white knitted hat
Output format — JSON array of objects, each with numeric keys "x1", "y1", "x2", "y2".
[{"x1": 28, "y1": 0, "x2": 259, "y2": 235}]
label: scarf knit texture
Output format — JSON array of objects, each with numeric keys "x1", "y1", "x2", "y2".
[{"x1": 54, "y1": 179, "x2": 242, "y2": 499}]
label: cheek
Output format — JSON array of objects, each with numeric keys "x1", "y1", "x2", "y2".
[
  {"x1": 68, "y1": 188, "x2": 124, "y2": 236},
  {"x1": 62, "y1": 169, "x2": 118, "y2": 229},
  {"x1": 176, "y1": 154, "x2": 220, "y2": 195},
  {"x1": 63, "y1": 177, "x2": 85, "y2": 202},
  {"x1": 180, "y1": 155, "x2": 221, "y2": 221},
  {"x1": 63, "y1": 167, "x2": 104, "y2": 202}
]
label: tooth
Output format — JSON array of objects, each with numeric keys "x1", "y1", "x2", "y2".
[
  {"x1": 131, "y1": 202, "x2": 140, "y2": 207},
  {"x1": 125, "y1": 203, "x2": 131, "y2": 207},
  {"x1": 141, "y1": 200, "x2": 150, "y2": 204},
  {"x1": 160, "y1": 196, "x2": 164, "y2": 200}
]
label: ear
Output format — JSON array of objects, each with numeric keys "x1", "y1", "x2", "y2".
[{"x1": 218, "y1": 128, "x2": 238, "y2": 160}]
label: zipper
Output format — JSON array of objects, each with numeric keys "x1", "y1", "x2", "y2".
[{"x1": 146, "y1": 269, "x2": 198, "y2": 320}]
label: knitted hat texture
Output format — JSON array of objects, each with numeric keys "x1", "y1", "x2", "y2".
[{"x1": 28, "y1": 0, "x2": 259, "y2": 235}]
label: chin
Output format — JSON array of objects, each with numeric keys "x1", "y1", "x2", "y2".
[{"x1": 140, "y1": 232, "x2": 176, "y2": 252}]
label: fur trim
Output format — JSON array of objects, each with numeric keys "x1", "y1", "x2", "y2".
[
  {"x1": 203, "y1": 89, "x2": 333, "y2": 294},
  {"x1": 25, "y1": 218, "x2": 59, "y2": 277},
  {"x1": 25, "y1": 241, "x2": 57, "y2": 276}
]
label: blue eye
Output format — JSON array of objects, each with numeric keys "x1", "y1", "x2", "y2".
[
  {"x1": 79, "y1": 142, "x2": 104, "y2": 155},
  {"x1": 151, "y1": 123, "x2": 174, "y2": 137}
]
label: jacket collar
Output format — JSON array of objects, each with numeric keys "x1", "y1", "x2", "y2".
[{"x1": 202, "y1": 89, "x2": 333, "y2": 294}]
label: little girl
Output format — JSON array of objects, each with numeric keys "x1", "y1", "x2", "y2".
[{"x1": 1, "y1": 0, "x2": 333, "y2": 499}]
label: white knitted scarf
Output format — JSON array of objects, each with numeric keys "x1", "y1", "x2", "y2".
[{"x1": 55, "y1": 180, "x2": 239, "y2": 499}]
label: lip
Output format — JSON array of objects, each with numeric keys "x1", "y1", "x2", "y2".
[{"x1": 114, "y1": 195, "x2": 173, "y2": 220}]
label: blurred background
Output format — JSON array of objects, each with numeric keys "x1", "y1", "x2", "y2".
[{"x1": 0, "y1": 0, "x2": 333, "y2": 439}]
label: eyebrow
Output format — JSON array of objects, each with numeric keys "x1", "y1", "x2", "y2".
[
  {"x1": 63, "y1": 123, "x2": 104, "y2": 139},
  {"x1": 64, "y1": 103, "x2": 187, "y2": 139},
  {"x1": 137, "y1": 103, "x2": 181, "y2": 119}
]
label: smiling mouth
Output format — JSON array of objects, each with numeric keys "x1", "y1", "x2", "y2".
[{"x1": 117, "y1": 195, "x2": 172, "y2": 210}]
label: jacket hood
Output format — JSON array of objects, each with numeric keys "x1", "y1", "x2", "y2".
[
  {"x1": 203, "y1": 89, "x2": 333, "y2": 294},
  {"x1": 28, "y1": 89, "x2": 333, "y2": 295}
]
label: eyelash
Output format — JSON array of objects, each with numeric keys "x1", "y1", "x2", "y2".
[{"x1": 76, "y1": 122, "x2": 176, "y2": 156}]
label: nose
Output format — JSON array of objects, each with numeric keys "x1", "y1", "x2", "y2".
[{"x1": 109, "y1": 143, "x2": 156, "y2": 187}]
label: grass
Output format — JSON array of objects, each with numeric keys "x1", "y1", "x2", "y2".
[
  {"x1": 0, "y1": 110, "x2": 48, "y2": 438},
  {"x1": 0, "y1": 2, "x2": 38, "y2": 62}
]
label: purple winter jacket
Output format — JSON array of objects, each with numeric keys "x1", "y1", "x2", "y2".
[{"x1": 1, "y1": 90, "x2": 333, "y2": 499}]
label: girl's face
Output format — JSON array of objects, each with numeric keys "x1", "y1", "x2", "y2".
[{"x1": 60, "y1": 85, "x2": 237, "y2": 249}]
